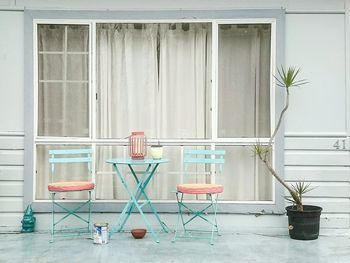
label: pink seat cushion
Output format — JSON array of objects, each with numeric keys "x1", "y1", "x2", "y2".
[
  {"x1": 177, "y1": 183, "x2": 224, "y2": 194},
  {"x1": 48, "y1": 181, "x2": 95, "y2": 192}
]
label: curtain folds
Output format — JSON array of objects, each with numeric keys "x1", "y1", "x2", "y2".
[
  {"x1": 96, "y1": 24, "x2": 159, "y2": 199},
  {"x1": 217, "y1": 25, "x2": 272, "y2": 201},
  {"x1": 96, "y1": 23, "x2": 209, "y2": 199}
]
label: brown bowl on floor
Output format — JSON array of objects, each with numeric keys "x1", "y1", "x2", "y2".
[{"x1": 131, "y1": 228, "x2": 147, "y2": 239}]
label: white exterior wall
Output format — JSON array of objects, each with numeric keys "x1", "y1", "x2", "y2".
[
  {"x1": 285, "y1": 13, "x2": 350, "y2": 228},
  {"x1": 0, "y1": 0, "x2": 349, "y2": 231},
  {"x1": 0, "y1": 10, "x2": 24, "y2": 231}
]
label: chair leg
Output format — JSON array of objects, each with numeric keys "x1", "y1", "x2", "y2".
[
  {"x1": 173, "y1": 192, "x2": 221, "y2": 245},
  {"x1": 173, "y1": 192, "x2": 187, "y2": 242},
  {"x1": 50, "y1": 192, "x2": 56, "y2": 243},
  {"x1": 213, "y1": 194, "x2": 220, "y2": 236},
  {"x1": 209, "y1": 193, "x2": 220, "y2": 245},
  {"x1": 88, "y1": 191, "x2": 92, "y2": 232},
  {"x1": 178, "y1": 193, "x2": 187, "y2": 233},
  {"x1": 49, "y1": 190, "x2": 94, "y2": 242},
  {"x1": 209, "y1": 194, "x2": 215, "y2": 245},
  {"x1": 172, "y1": 192, "x2": 181, "y2": 243}
]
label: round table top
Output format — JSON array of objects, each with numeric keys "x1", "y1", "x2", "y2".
[{"x1": 106, "y1": 158, "x2": 169, "y2": 165}]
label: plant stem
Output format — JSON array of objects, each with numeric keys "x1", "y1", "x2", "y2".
[
  {"x1": 266, "y1": 88, "x2": 289, "y2": 157},
  {"x1": 261, "y1": 156, "x2": 303, "y2": 211},
  {"x1": 261, "y1": 88, "x2": 303, "y2": 211}
]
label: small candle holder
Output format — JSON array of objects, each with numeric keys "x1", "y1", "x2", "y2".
[{"x1": 150, "y1": 142, "x2": 163, "y2": 160}]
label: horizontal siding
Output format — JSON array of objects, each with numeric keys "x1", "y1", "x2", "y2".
[
  {"x1": 0, "y1": 181, "x2": 23, "y2": 197},
  {"x1": 0, "y1": 136, "x2": 24, "y2": 150},
  {"x1": 284, "y1": 182, "x2": 350, "y2": 198},
  {"x1": 284, "y1": 136, "x2": 350, "y2": 227},
  {"x1": 301, "y1": 198, "x2": 350, "y2": 213},
  {"x1": 285, "y1": 137, "x2": 349, "y2": 150},
  {"x1": 0, "y1": 166, "x2": 23, "y2": 181},
  {"x1": 320, "y1": 214, "x2": 349, "y2": 228},
  {"x1": 285, "y1": 150, "x2": 349, "y2": 166},
  {"x1": 0, "y1": 135, "x2": 24, "y2": 231},
  {"x1": 0, "y1": 150, "x2": 24, "y2": 165},
  {"x1": 0, "y1": 197, "x2": 23, "y2": 212},
  {"x1": 285, "y1": 166, "x2": 350, "y2": 182},
  {"x1": 0, "y1": 213, "x2": 23, "y2": 232}
]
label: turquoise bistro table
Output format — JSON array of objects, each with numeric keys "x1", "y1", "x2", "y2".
[{"x1": 106, "y1": 158, "x2": 169, "y2": 242}]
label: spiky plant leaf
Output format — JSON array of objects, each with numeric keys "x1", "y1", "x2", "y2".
[
  {"x1": 291, "y1": 182, "x2": 314, "y2": 197},
  {"x1": 274, "y1": 66, "x2": 308, "y2": 90},
  {"x1": 252, "y1": 143, "x2": 270, "y2": 160}
]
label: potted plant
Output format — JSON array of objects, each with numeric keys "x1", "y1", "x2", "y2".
[{"x1": 254, "y1": 67, "x2": 322, "y2": 240}]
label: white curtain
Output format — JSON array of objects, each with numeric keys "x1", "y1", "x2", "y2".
[
  {"x1": 149, "y1": 24, "x2": 209, "y2": 199},
  {"x1": 96, "y1": 24, "x2": 159, "y2": 199},
  {"x1": 158, "y1": 24, "x2": 207, "y2": 139},
  {"x1": 217, "y1": 25, "x2": 272, "y2": 201},
  {"x1": 96, "y1": 23, "x2": 210, "y2": 200}
]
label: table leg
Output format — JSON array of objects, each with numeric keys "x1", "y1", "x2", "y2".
[
  {"x1": 109, "y1": 164, "x2": 135, "y2": 234},
  {"x1": 110, "y1": 163, "x2": 160, "y2": 242},
  {"x1": 114, "y1": 164, "x2": 152, "y2": 233},
  {"x1": 128, "y1": 164, "x2": 168, "y2": 233}
]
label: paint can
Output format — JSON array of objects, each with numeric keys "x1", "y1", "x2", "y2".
[{"x1": 93, "y1": 223, "x2": 109, "y2": 244}]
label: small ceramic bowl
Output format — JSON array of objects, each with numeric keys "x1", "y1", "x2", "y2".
[{"x1": 131, "y1": 228, "x2": 147, "y2": 239}]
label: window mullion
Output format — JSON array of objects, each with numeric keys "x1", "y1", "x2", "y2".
[
  {"x1": 211, "y1": 21, "x2": 219, "y2": 185},
  {"x1": 91, "y1": 22, "x2": 96, "y2": 141},
  {"x1": 211, "y1": 21, "x2": 218, "y2": 142},
  {"x1": 63, "y1": 26, "x2": 68, "y2": 132},
  {"x1": 91, "y1": 22, "x2": 96, "y2": 201}
]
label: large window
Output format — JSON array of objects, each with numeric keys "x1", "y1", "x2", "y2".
[
  {"x1": 35, "y1": 20, "x2": 275, "y2": 204},
  {"x1": 37, "y1": 24, "x2": 90, "y2": 137}
]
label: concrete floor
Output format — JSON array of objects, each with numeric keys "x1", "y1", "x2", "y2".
[{"x1": 0, "y1": 229, "x2": 350, "y2": 263}]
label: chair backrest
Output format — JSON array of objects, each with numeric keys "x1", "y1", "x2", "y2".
[
  {"x1": 49, "y1": 148, "x2": 93, "y2": 182},
  {"x1": 183, "y1": 149, "x2": 225, "y2": 177}
]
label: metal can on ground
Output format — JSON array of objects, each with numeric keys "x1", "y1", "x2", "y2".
[{"x1": 93, "y1": 223, "x2": 109, "y2": 244}]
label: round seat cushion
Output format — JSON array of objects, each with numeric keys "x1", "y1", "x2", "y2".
[
  {"x1": 48, "y1": 181, "x2": 95, "y2": 192},
  {"x1": 177, "y1": 183, "x2": 224, "y2": 194}
]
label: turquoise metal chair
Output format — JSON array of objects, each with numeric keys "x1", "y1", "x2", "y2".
[
  {"x1": 173, "y1": 149, "x2": 225, "y2": 245},
  {"x1": 48, "y1": 148, "x2": 95, "y2": 242}
]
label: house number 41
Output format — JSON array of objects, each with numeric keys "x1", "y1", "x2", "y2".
[{"x1": 333, "y1": 139, "x2": 346, "y2": 150}]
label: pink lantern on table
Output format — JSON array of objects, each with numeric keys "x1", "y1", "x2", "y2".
[{"x1": 129, "y1": 131, "x2": 147, "y2": 159}]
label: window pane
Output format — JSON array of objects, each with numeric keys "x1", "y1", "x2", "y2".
[
  {"x1": 96, "y1": 23, "x2": 211, "y2": 139},
  {"x1": 216, "y1": 145, "x2": 273, "y2": 201},
  {"x1": 35, "y1": 145, "x2": 91, "y2": 200},
  {"x1": 67, "y1": 25, "x2": 89, "y2": 52},
  {"x1": 38, "y1": 25, "x2": 64, "y2": 52},
  {"x1": 37, "y1": 24, "x2": 89, "y2": 137},
  {"x1": 67, "y1": 54, "x2": 88, "y2": 81},
  {"x1": 39, "y1": 54, "x2": 64, "y2": 80},
  {"x1": 38, "y1": 83, "x2": 89, "y2": 137},
  {"x1": 158, "y1": 23, "x2": 212, "y2": 139},
  {"x1": 218, "y1": 24, "x2": 271, "y2": 138}
]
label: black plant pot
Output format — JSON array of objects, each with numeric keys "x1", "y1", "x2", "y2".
[{"x1": 286, "y1": 205, "x2": 322, "y2": 240}]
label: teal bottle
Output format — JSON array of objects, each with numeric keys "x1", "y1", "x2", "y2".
[{"x1": 21, "y1": 205, "x2": 36, "y2": 233}]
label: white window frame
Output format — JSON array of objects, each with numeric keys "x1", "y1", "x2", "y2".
[{"x1": 25, "y1": 9, "x2": 284, "y2": 214}]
